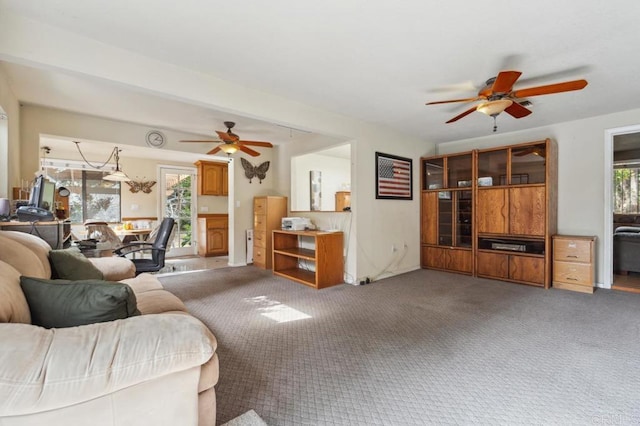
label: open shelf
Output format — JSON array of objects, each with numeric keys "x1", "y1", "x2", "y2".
[{"x1": 272, "y1": 230, "x2": 344, "y2": 289}]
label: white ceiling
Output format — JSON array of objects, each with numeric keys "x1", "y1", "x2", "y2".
[{"x1": 1, "y1": 0, "x2": 640, "y2": 144}]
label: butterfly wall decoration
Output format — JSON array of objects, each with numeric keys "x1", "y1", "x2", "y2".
[
  {"x1": 125, "y1": 180, "x2": 157, "y2": 194},
  {"x1": 240, "y1": 158, "x2": 270, "y2": 184}
]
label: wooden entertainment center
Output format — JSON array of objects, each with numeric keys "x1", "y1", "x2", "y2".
[{"x1": 420, "y1": 138, "x2": 557, "y2": 288}]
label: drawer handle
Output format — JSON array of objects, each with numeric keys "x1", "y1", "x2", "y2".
[
  {"x1": 567, "y1": 277, "x2": 578, "y2": 281},
  {"x1": 566, "y1": 255, "x2": 578, "y2": 258}
]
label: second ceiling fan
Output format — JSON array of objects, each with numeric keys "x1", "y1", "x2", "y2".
[
  {"x1": 180, "y1": 121, "x2": 273, "y2": 156},
  {"x1": 426, "y1": 70, "x2": 588, "y2": 132}
]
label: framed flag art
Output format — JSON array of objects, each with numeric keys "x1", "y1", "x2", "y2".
[{"x1": 375, "y1": 152, "x2": 413, "y2": 200}]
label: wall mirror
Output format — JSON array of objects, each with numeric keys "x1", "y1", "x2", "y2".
[{"x1": 290, "y1": 143, "x2": 351, "y2": 212}]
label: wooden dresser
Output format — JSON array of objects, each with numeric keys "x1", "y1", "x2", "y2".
[
  {"x1": 253, "y1": 196, "x2": 287, "y2": 269},
  {"x1": 552, "y1": 235, "x2": 596, "y2": 294}
]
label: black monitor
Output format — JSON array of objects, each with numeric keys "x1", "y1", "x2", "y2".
[{"x1": 28, "y1": 175, "x2": 56, "y2": 211}]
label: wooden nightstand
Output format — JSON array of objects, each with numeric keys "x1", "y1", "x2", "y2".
[{"x1": 552, "y1": 235, "x2": 596, "y2": 294}]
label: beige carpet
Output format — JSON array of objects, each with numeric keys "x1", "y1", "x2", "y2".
[{"x1": 160, "y1": 266, "x2": 640, "y2": 425}]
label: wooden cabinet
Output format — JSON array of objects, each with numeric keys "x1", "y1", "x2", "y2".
[
  {"x1": 421, "y1": 138, "x2": 557, "y2": 288},
  {"x1": 195, "y1": 160, "x2": 228, "y2": 196},
  {"x1": 197, "y1": 215, "x2": 228, "y2": 256},
  {"x1": 420, "y1": 152, "x2": 474, "y2": 275},
  {"x1": 335, "y1": 191, "x2": 351, "y2": 211},
  {"x1": 272, "y1": 230, "x2": 344, "y2": 289},
  {"x1": 422, "y1": 246, "x2": 472, "y2": 274},
  {"x1": 253, "y1": 196, "x2": 287, "y2": 269},
  {"x1": 552, "y1": 235, "x2": 595, "y2": 294},
  {"x1": 476, "y1": 251, "x2": 545, "y2": 285}
]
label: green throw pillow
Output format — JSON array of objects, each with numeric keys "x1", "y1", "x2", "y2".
[
  {"x1": 49, "y1": 247, "x2": 104, "y2": 280},
  {"x1": 20, "y1": 276, "x2": 140, "y2": 329}
]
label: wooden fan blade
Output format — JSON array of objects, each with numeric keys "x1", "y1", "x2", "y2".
[
  {"x1": 513, "y1": 79, "x2": 588, "y2": 98},
  {"x1": 180, "y1": 139, "x2": 220, "y2": 143},
  {"x1": 216, "y1": 130, "x2": 239, "y2": 142},
  {"x1": 491, "y1": 71, "x2": 522, "y2": 94},
  {"x1": 240, "y1": 141, "x2": 273, "y2": 147},
  {"x1": 239, "y1": 145, "x2": 261, "y2": 157},
  {"x1": 504, "y1": 102, "x2": 532, "y2": 119},
  {"x1": 446, "y1": 105, "x2": 478, "y2": 123},
  {"x1": 426, "y1": 97, "x2": 482, "y2": 105},
  {"x1": 207, "y1": 146, "x2": 222, "y2": 155}
]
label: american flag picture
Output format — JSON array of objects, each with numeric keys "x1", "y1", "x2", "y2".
[{"x1": 376, "y1": 152, "x2": 413, "y2": 199}]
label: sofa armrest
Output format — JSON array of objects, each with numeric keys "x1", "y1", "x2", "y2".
[{"x1": 0, "y1": 314, "x2": 217, "y2": 417}]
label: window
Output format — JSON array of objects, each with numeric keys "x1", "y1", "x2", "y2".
[
  {"x1": 54, "y1": 169, "x2": 121, "y2": 223},
  {"x1": 614, "y1": 167, "x2": 640, "y2": 214}
]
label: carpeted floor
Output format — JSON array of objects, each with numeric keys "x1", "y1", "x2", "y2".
[{"x1": 160, "y1": 267, "x2": 640, "y2": 425}]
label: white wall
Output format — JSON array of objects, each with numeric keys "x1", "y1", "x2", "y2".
[
  {"x1": 0, "y1": 65, "x2": 20, "y2": 198},
  {"x1": 1, "y1": 14, "x2": 432, "y2": 281},
  {"x1": 437, "y1": 107, "x2": 640, "y2": 286},
  {"x1": 291, "y1": 152, "x2": 350, "y2": 211}
]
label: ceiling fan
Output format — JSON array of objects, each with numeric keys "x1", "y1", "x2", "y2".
[
  {"x1": 180, "y1": 121, "x2": 273, "y2": 156},
  {"x1": 426, "y1": 70, "x2": 588, "y2": 132}
]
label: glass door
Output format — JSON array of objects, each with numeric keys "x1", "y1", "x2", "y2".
[{"x1": 159, "y1": 166, "x2": 197, "y2": 257}]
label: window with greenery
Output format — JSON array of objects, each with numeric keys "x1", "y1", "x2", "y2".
[
  {"x1": 55, "y1": 169, "x2": 121, "y2": 223},
  {"x1": 614, "y1": 167, "x2": 640, "y2": 214}
]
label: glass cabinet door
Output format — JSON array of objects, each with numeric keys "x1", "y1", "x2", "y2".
[
  {"x1": 425, "y1": 158, "x2": 445, "y2": 190},
  {"x1": 477, "y1": 149, "x2": 507, "y2": 187},
  {"x1": 511, "y1": 143, "x2": 546, "y2": 184},
  {"x1": 455, "y1": 191, "x2": 473, "y2": 247},
  {"x1": 447, "y1": 154, "x2": 473, "y2": 188},
  {"x1": 438, "y1": 192, "x2": 452, "y2": 246}
]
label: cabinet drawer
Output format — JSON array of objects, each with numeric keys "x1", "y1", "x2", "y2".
[
  {"x1": 206, "y1": 218, "x2": 227, "y2": 229},
  {"x1": 553, "y1": 262, "x2": 592, "y2": 286},
  {"x1": 553, "y1": 238, "x2": 592, "y2": 263},
  {"x1": 254, "y1": 246, "x2": 267, "y2": 266},
  {"x1": 254, "y1": 230, "x2": 266, "y2": 248},
  {"x1": 254, "y1": 198, "x2": 266, "y2": 215},
  {"x1": 254, "y1": 214, "x2": 267, "y2": 230}
]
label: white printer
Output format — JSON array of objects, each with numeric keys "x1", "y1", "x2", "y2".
[{"x1": 281, "y1": 217, "x2": 312, "y2": 231}]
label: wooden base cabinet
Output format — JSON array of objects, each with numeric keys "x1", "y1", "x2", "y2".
[
  {"x1": 476, "y1": 251, "x2": 545, "y2": 286},
  {"x1": 197, "y1": 215, "x2": 228, "y2": 256},
  {"x1": 552, "y1": 235, "x2": 595, "y2": 294},
  {"x1": 422, "y1": 247, "x2": 472, "y2": 274}
]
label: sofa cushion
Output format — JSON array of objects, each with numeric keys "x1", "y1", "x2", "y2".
[
  {"x1": 0, "y1": 233, "x2": 49, "y2": 279},
  {"x1": 136, "y1": 289, "x2": 188, "y2": 315},
  {"x1": 89, "y1": 256, "x2": 136, "y2": 281},
  {"x1": 0, "y1": 231, "x2": 52, "y2": 278},
  {"x1": 0, "y1": 260, "x2": 31, "y2": 324},
  {"x1": 49, "y1": 247, "x2": 105, "y2": 280},
  {"x1": 20, "y1": 277, "x2": 140, "y2": 328}
]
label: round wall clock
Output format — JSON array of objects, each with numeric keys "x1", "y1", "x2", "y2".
[{"x1": 145, "y1": 130, "x2": 166, "y2": 148}]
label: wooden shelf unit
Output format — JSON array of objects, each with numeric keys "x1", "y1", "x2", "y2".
[
  {"x1": 272, "y1": 230, "x2": 344, "y2": 289},
  {"x1": 420, "y1": 138, "x2": 557, "y2": 288}
]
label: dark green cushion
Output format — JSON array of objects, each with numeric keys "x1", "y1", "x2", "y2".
[
  {"x1": 49, "y1": 247, "x2": 104, "y2": 280},
  {"x1": 20, "y1": 276, "x2": 140, "y2": 328}
]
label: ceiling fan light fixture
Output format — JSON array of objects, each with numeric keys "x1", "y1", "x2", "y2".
[
  {"x1": 219, "y1": 143, "x2": 240, "y2": 155},
  {"x1": 477, "y1": 99, "x2": 513, "y2": 116}
]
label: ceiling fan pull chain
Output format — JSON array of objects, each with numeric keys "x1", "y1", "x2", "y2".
[{"x1": 493, "y1": 115, "x2": 498, "y2": 132}]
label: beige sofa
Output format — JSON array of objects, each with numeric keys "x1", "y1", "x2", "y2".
[{"x1": 0, "y1": 231, "x2": 219, "y2": 426}]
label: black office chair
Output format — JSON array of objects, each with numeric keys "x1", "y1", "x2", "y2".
[{"x1": 114, "y1": 217, "x2": 175, "y2": 275}]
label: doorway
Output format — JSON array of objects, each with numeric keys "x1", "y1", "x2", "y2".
[
  {"x1": 605, "y1": 125, "x2": 640, "y2": 292},
  {"x1": 159, "y1": 166, "x2": 197, "y2": 257}
]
